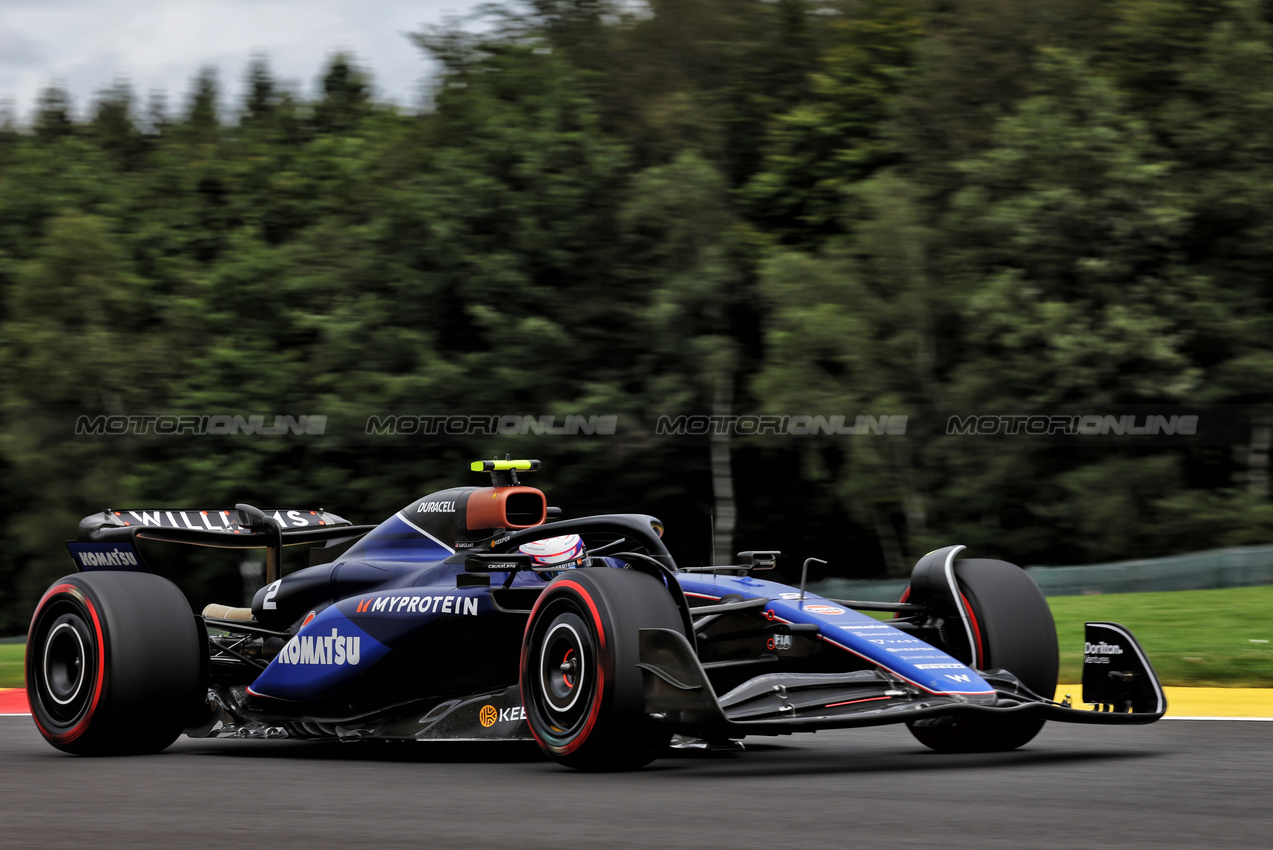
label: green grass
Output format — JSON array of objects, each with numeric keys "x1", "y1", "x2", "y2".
[
  {"x1": 0, "y1": 645, "x2": 24, "y2": 689},
  {"x1": 1050, "y1": 586, "x2": 1273, "y2": 688}
]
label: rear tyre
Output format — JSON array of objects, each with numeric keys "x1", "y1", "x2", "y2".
[
  {"x1": 27, "y1": 572, "x2": 205, "y2": 755},
  {"x1": 903, "y1": 558, "x2": 1058, "y2": 753},
  {"x1": 521, "y1": 568, "x2": 684, "y2": 771}
]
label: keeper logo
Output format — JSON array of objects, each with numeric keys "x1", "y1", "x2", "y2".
[{"x1": 480, "y1": 705, "x2": 526, "y2": 727}]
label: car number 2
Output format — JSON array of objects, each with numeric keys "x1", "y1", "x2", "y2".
[{"x1": 262, "y1": 580, "x2": 281, "y2": 610}]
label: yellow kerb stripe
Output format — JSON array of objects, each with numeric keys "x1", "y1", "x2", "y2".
[{"x1": 1055, "y1": 685, "x2": 1273, "y2": 718}]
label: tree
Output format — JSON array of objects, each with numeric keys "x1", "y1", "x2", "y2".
[
  {"x1": 91, "y1": 82, "x2": 146, "y2": 169},
  {"x1": 0, "y1": 214, "x2": 162, "y2": 628},
  {"x1": 745, "y1": 0, "x2": 924, "y2": 245},
  {"x1": 184, "y1": 67, "x2": 221, "y2": 143},
  {"x1": 242, "y1": 55, "x2": 278, "y2": 127},
  {"x1": 312, "y1": 54, "x2": 372, "y2": 136},
  {"x1": 34, "y1": 86, "x2": 74, "y2": 143},
  {"x1": 618, "y1": 152, "x2": 748, "y2": 560},
  {"x1": 752, "y1": 173, "x2": 943, "y2": 574},
  {"x1": 933, "y1": 47, "x2": 1271, "y2": 563},
  {"x1": 893, "y1": 0, "x2": 1113, "y2": 199}
]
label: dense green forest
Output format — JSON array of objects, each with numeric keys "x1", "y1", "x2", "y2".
[{"x1": 3, "y1": 0, "x2": 1273, "y2": 631}]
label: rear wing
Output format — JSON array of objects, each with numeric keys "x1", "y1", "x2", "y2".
[{"x1": 69, "y1": 504, "x2": 376, "y2": 583}]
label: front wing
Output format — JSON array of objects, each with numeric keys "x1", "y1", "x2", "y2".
[{"x1": 637, "y1": 623, "x2": 1166, "y2": 737}]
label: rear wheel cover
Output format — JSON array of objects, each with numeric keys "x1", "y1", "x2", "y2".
[
  {"x1": 27, "y1": 585, "x2": 107, "y2": 745},
  {"x1": 26, "y1": 572, "x2": 203, "y2": 756}
]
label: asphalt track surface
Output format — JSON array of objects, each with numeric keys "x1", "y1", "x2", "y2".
[{"x1": 1, "y1": 717, "x2": 1269, "y2": 849}]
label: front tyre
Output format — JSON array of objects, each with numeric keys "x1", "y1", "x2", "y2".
[
  {"x1": 27, "y1": 572, "x2": 205, "y2": 755},
  {"x1": 521, "y1": 568, "x2": 684, "y2": 771},
  {"x1": 904, "y1": 558, "x2": 1058, "y2": 753}
]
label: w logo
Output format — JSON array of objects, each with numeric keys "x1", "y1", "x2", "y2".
[{"x1": 944, "y1": 674, "x2": 972, "y2": 683}]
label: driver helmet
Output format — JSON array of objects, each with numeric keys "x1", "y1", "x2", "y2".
[{"x1": 519, "y1": 534, "x2": 591, "y2": 579}]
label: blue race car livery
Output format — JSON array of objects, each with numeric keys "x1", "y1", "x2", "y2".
[{"x1": 27, "y1": 459, "x2": 1165, "y2": 768}]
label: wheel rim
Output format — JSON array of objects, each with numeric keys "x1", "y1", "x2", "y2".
[
  {"x1": 43, "y1": 622, "x2": 87, "y2": 706},
  {"x1": 539, "y1": 621, "x2": 587, "y2": 713},
  {"x1": 528, "y1": 605, "x2": 597, "y2": 741},
  {"x1": 31, "y1": 603, "x2": 98, "y2": 728}
]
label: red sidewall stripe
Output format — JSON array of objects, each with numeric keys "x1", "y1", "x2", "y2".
[
  {"x1": 958, "y1": 592, "x2": 986, "y2": 669},
  {"x1": 28, "y1": 583, "x2": 107, "y2": 745},
  {"x1": 521, "y1": 579, "x2": 608, "y2": 756},
  {"x1": 899, "y1": 584, "x2": 989, "y2": 678}
]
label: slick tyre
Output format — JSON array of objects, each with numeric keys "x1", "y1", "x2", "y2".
[
  {"x1": 903, "y1": 558, "x2": 1058, "y2": 753},
  {"x1": 521, "y1": 567, "x2": 684, "y2": 771},
  {"x1": 27, "y1": 572, "x2": 205, "y2": 756}
]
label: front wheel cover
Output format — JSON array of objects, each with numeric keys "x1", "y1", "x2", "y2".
[
  {"x1": 522, "y1": 586, "x2": 607, "y2": 757},
  {"x1": 520, "y1": 569, "x2": 683, "y2": 770},
  {"x1": 902, "y1": 558, "x2": 1057, "y2": 753}
]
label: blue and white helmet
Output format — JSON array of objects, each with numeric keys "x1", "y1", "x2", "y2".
[{"x1": 519, "y1": 534, "x2": 590, "y2": 578}]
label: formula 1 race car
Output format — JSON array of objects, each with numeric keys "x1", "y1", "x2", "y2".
[{"x1": 27, "y1": 460, "x2": 1166, "y2": 769}]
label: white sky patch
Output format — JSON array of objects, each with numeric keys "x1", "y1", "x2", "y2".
[{"x1": 0, "y1": 0, "x2": 487, "y2": 123}]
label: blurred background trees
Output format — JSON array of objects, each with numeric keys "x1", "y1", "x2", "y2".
[{"x1": 3, "y1": 0, "x2": 1273, "y2": 628}]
